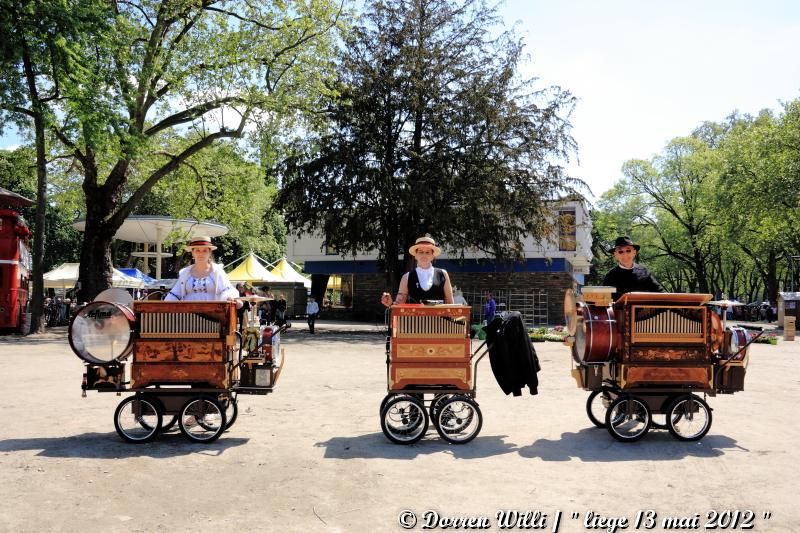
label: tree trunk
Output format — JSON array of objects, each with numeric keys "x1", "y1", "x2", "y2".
[
  {"x1": 20, "y1": 36, "x2": 46, "y2": 334},
  {"x1": 76, "y1": 193, "x2": 117, "y2": 302},
  {"x1": 27, "y1": 103, "x2": 47, "y2": 333},
  {"x1": 310, "y1": 274, "x2": 330, "y2": 308},
  {"x1": 765, "y1": 251, "x2": 779, "y2": 305}
]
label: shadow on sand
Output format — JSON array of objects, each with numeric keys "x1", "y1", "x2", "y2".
[
  {"x1": 315, "y1": 427, "x2": 745, "y2": 462},
  {"x1": 517, "y1": 427, "x2": 746, "y2": 461},
  {"x1": 0, "y1": 430, "x2": 249, "y2": 459},
  {"x1": 316, "y1": 432, "x2": 518, "y2": 460}
]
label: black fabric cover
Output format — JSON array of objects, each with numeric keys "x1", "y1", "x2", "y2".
[{"x1": 484, "y1": 312, "x2": 541, "y2": 396}]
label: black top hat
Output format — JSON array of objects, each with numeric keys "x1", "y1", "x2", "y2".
[{"x1": 610, "y1": 235, "x2": 640, "y2": 252}]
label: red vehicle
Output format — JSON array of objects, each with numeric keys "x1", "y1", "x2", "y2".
[{"x1": 0, "y1": 188, "x2": 33, "y2": 333}]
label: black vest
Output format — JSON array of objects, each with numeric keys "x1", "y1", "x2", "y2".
[{"x1": 407, "y1": 268, "x2": 446, "y2": 303}]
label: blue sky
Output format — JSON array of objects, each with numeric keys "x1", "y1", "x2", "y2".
[
  {"x1": 500, "y1": 0, "x2": 800, "y2": 198},
  {"x1": 2, "y1": 0, "x2": 799, "y2": 199}
]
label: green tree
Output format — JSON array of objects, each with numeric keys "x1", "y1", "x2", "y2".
[
  {"x1": 618, "y1": 137, "x2": 720, "y2": 293},
  {"x1": 6, "y1": 0, "x2": 343, "y2": 302},
  {"x1": 716, "y1": 107, "x2": 800, "y2": 304},
  {"x1": 144, "y1": 140, "x2": 286, "y2": 273},
  {"x1": 0, "y1": 0, "x2": 104, "y2": 331},
  {"x1": 279, "y1": 0, "x2": 580, "y2": 289}
]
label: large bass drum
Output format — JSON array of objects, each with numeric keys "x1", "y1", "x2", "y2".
[
  {"x1": 68, "y1": 301, "x2": 136, "y2": 365},
  {"x1": 727, "y1": 326, "x2": 751, "y2": 360},
  {"x1": 572, "y1": 303, "x2": 617, "y2": 364}
]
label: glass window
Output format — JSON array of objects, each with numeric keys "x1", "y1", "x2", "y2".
[{"x1": 558, "y1": 209, "x2": 576, "y2": 251}]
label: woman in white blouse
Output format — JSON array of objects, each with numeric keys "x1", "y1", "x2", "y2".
[
  {"x1": 165, "y1": 236, "x2": 242, "y2": 307},
  {"x1": 381, "y1": 236, "x2": 454, "y2": 306}
]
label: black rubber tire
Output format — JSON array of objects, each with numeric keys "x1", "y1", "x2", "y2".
[
  {"x1": 179, "y1": 396, "x2": 227, "y2": 444},
  {"x1": 666, "y1": 394, "x2": 712, "y2": 441},
  {"x1": 114, "y1": 396, "x2": 162, "y2": 444},
  {"x1": 605, "y1": 395, "x2": 651, "y2": 443},
  {"x1": 380, "y1": 395, "x2": 428, "y2": 445},
  {"x1": 224, "y1": 398, "x2": 238, "y2": 430},
  {"x1": 434, "y1": 396, "x2": 482, "y2": 444}
]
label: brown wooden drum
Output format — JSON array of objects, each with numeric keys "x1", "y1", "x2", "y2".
[
  {"x1": 68, "y1": 301, "x2": 136, "y2": 364},
  {"x1": 572, "y1": 303, "x2": 617, "y2": 364}
]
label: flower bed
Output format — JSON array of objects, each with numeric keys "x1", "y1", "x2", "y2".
[
  {"x1": 752, "y1": 331, "x2": 778, "y2": 345},
  {"x1": 529, "y1": 326, "x2": 568, "y2": 342}
]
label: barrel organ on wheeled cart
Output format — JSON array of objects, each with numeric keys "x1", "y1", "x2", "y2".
[
  {"x1": 69, "y1": 298, "x2": 285, "y2": 444},
  {"x1": 564, "y1": 287, "x2": 755, "y2": 442}
]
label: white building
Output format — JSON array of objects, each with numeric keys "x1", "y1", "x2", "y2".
[{"x1": 287, "y1": 199, "x2": 593, "y2": 326}]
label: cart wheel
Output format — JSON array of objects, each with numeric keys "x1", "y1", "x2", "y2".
[
  {"x1": 379, "y1": 394, "x2": 402, "y2": 417},
  {"x1": 137, "y1": 396, "x2": 178, "y2": 433},
  {"x1": 434, "y1": 396, "x2": 482, "y2": 444},
  {"x1": 605, "y1": 395, "x2": 651, "y2": 442},
  {"x1": 179, "y1": 396, "x2": 227, "y2": 443},
  {"x1": 586, "y1": 388, "x2": 619, "y2": 428},
  {"x1": 114, "y1": 396, "x2": 162, "y2": 443},
  {"x1": 666, "y1": 394, "x2": 712, "y2": 441},
  {"x1": 223, "y1": 397, "x2": 238, "y2": 430},
  {"x1": 429, "y1": 394, "x2": 456, "y2": 424},
  {"x1": 380, "y1": 395, "x2": 428, "y2": 445}
]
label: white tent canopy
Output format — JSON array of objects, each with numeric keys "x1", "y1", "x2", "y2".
[{"x1": 43, "y1": 263, "x2": 145, "y2": 289}]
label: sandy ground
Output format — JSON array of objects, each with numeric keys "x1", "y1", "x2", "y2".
[{"x1": 0, "y1": 321, "x2": 797, "y2": 533}]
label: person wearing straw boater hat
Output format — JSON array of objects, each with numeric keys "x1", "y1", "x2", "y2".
[
  {"x1": 165, "y1": 236, "x2": 242, "y2": 307},
  {"x1": 602, "y1": 235, "x2": 664, "y2": 301},
  {"x1": 381, "y1": 236, "x2": 454, "y2": 307}
]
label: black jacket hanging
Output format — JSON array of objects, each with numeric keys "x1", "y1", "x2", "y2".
[{"x1": 484, "y1": 312, "x2": 541, "y2": 396}]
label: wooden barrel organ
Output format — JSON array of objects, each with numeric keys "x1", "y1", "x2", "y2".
[
  {"x1": 68, "y1": 299, "x2": 287, "y2": 444},
  {"x1": 564, "y1": 289, "x2": 751, "y2": 395},
  {"x1": 564, "y1": 287, "x2": 751, "y2": 442},
  {"x1": 388, "y1": 304, "x2": 472, "y2": 391},
  {"x1": 379, "y1": 304, "x2": 487, "y2": 446},
  {"x1": 563, "y1": 288, "x2": 756, "y2": 442}
]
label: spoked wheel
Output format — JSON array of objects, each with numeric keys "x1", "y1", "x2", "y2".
[
  {"x1": 666, "y1": 394, "x2": 712, "y2": 441},
  {"x1": 429, "y1": 393, "x2": 456, "y2": 424},
  {"x1": 380, "y1": 395, "x2": 428, "y2": 445},
  {"x1": 379, "y1": 393, "x2": 402, "y2": 417},
  {"x1": 134, "y1": 396, "x2": 175, "y2": 433},
  {"x1": 606, "y1": 395, "x2": 651, "y2": 442},
  {"x1": 586, "y1": 388, "x2": 619, "y2": 428},
  {"x1": 434, "y1": 395, "x2": 482, "y2": 444},
  {"x1": 223, "y1": 396, "x2": 238, "y2": 430},
  {"x1": 179, "y1": 396, "x2": 227, "y2": 443},
  {"x1": 114, "y1": 395, "x2": 162, "y2": 443}
]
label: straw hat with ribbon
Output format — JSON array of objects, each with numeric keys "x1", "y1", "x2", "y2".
[
  {"x1": 184, "y1": 236, "x2": 218, "y2": 251},
  {"x1": 408, "y1": 236, "x2": 442, "y2": 257}
]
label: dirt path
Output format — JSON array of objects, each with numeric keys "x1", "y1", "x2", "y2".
[{"x1": 0, "y1": 327, "x2": 797, "y2": 532}]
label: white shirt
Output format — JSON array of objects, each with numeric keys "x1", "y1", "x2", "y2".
[
  {"x1": 415, "y1": 266, "x2": 435, "y2": 291},
  {"x1": 306, "y1": 301, "x2": 319, "y2": 315}
]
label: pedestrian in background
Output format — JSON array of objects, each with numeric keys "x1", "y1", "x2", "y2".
[
  {"x1": 306, "y1": 296, "x2": 320, "y2": 334},
  {"x1": 485, "y1": 292, "x2": 496, "y2": 324}
]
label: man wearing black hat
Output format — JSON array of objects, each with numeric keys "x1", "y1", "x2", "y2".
[{"x1": 602, "y1": 236, "x2": 665, "y2": 301}]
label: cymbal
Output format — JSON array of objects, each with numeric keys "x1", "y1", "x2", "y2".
[
  {"x1": 707, "y1": 299, "x2": 744, "y2": 307},
  {"x1": 235, "y1": 295, "x2": 268, "y2": 302},
  {"x1": 563, "y1": 289, "x2": 578, "y2": 335}
]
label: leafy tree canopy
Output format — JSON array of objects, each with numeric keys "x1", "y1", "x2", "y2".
[{"x1": 279, "y1": 0, "x2": 582, "y2": 286}]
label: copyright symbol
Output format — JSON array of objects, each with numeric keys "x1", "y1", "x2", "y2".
[{"x1": 398, "y1": 510, "x2": 417, "y2": 529}]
